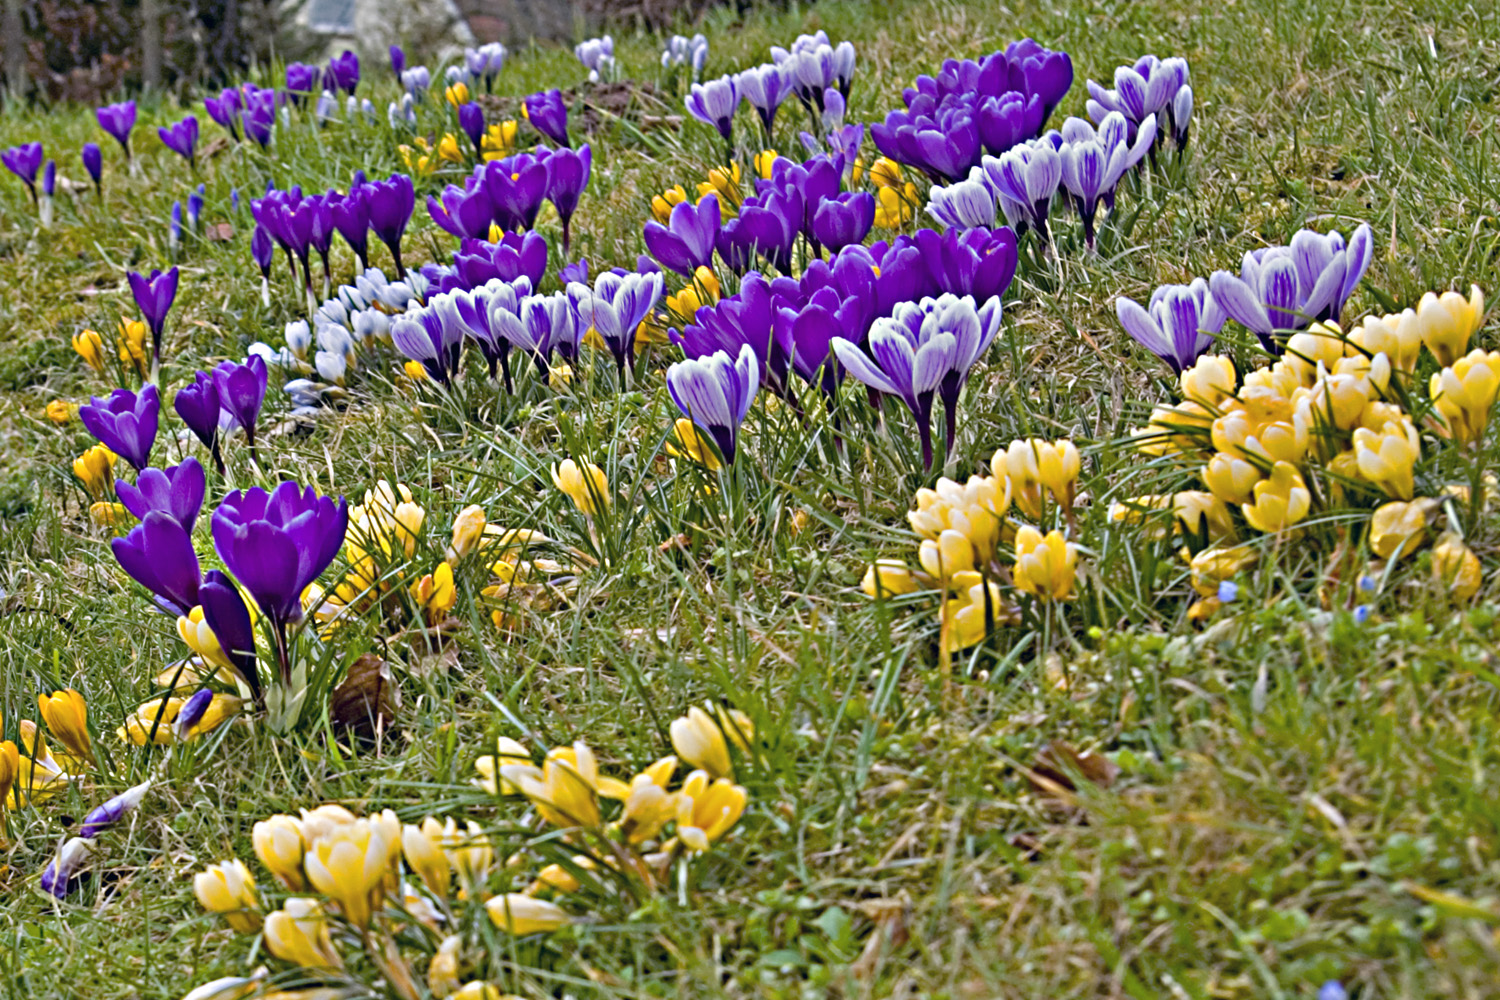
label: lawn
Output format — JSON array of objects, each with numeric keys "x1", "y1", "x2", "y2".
[{"x1": 1, "y1": 0, "x2": 1499, "y2": 997}]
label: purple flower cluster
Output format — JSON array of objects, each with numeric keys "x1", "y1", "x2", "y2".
[
  {"x1": 425, "y1": 145, "x2": 592, "y2": 250},
  {"x1": 204, "y1": 86, "x2": 278, "y2": 148},
  {"x1": 872, "y1": 40, "x2": 1072, "y2": 182},
  {"x1": 253, "y1": 174, "x2": 413, "y2": 293},
  {"x1": 1087, "y1": 55, "x2": 1192, "y2": 152}
]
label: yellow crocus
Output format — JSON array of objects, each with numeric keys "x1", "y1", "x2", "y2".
[
  {"x1": 664, "y1": 266, "x2": 721, "y2": 321},
  {"x1": 1179, "y1": 355, "x2": 1238, "y2": 407},
  {"x1": 651, "y1": 185, "x2": 688, "y2": 225},
  {"x1": 551, "y1": 459, "x2": 609, "y2": 515},
  {"x1": 46, "y1": 400, "x2": 73, "y2": 424},
  {"x1": 0, "y1": 740, "x2": 19, "y2": 810},
  {"x1": 666, "y1": 418, "x2": 722, "y2": 470},
  {"x1": 1012, "y1": 526, "x2": 1078, "y2": 601},
  {"x1": 485, "y1": 893, "x2": 571, "y2": 935},
  {"x1": 752, "y1": 149, "x2": 778, "y2": 179},
  {"x1": 1414, "y1": 284, "x2": 1485, "y2": 366},
  {"x1": 1173, "y1": 491, "x2": 1237, "y2": 544},
  {"x1": 669, "y1": 706, "x2": 733, "y2": 779},
  {"x1": 263, "y1": 898, "x2": 343, "y2": 968},
  {"x1": 117, "y1": 319, "x2": 149, "y2": 378},
  {"x1": 1350, "y1": 312, "x2": 1422, "y2": 373},
  {"x1": 1187, "y1": 544, "x2": 1259, "y2": 597},
  {"x1": 194, "y1": 859, "x2": 262, "y2": 933},
  {"x1": 998, "y1": 439, "x2": 1078, "y2": 518},
  {"x1": 37, "y1": 690, "x2": 92, "y2": 764},
  {"x1": 1369, "y1": 498, "x2": 1434, "y2": 560},
  {"x1": 909, "y1": 474, "x2": 1007, "y2": 562},
  {"x1": 117, "y1": 696, "x2": 183, "y2": 745},
  {"x1": 697, "y1": 163, "x2": 742, "y2": 213},
  {"x1": 918, "y1": 528, "x2": 977, "y2": 584},
  {"x1": 73, "y1": 445, "x2": 117, "y2": 500},
  {"x1": 1201, "y1": 452, "x2": 1262, "y2": 506},
  {"x1": 861, "y1": 559, "x2": 918, "y2": 598},
  {"x1": 447, "y1": 505, "x2": 488, "y2": 562},
  {"x1": 673, "y1": 769, "x2": 748, "y2": 852},
  {"x1": 404, "y1": 359, "x2": 430, "y2": 380},
  {"x1": 619, "y1": 773, "x2": 678, "y2": 844},
  {"x1": 499, "y1": 741, "x2": 624, "y2": 829},
  {"x1": 428, "y1": 935, "x2": 463, "y2": 997},
  {"x1": 253, "y1": 814, "x2": 308, "y2": 890},
  {"x1": 1240, "y1": 461, "x2": 1311, "y2": 533},
  {"x1": 398, "y1": 141, "x2": 438, "y2": 179},
  {"x1": 452, "y1": 983, "x2": 511, "y2": 1000},
  {"x1": 437, "y1": 133, "x2": 465, "y2": 163},
  {"x1": 401, "y1": 817, "x2": 453, "y2": 899},
  {"x1": 943, "y1": 572, "x2": 1009, "y2": 651},
  {"x1": 1432, "y1": 532, "x2": 1483, "y2": 600},
  {"x1": 481, "y1": 121, "x2": 519, "y2": 160},
  {"x1": 445, "y1": 82, "x2": 470, "y2": 106},
  {"x1": 302, "y1": 817, "x2": 394, "y2": 928},
  {"x1": 474, "y1": 736, "x2": 531, "y2": 796},
  {"x1": 1430, "y1": 349, "x2": 1500, "y2": 445},
  {"x1": 1353, "y1": 420, "x2": 1420, "y2": 499},
  {"x1": 411, "y1": 562, "x2": 457, "y2": 624},
  {"x1": 73, "y1": 329, "x2": 107, "y2": 372}
]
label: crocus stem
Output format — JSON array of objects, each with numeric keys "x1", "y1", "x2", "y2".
[
  {"x1": 209, "y1": 437, "x2": 226, "y2": 477},
  {"x1": 498, "y1": 351, "x2": 514, "y2": 395},
  {"x1": 247, "y1": 429, "x2": 262, "y2": 474},
  {"x1": 943, "y1": 398, "x2": 958, "y2": 458},
  {"x1": 389, "y1": 243, "x2": 406, "y2": 280},
  {"x1": 561, "y1": 218, "x2": 571, "y2": 259},
  {"x1": 272, "y1": 619, "x2": 291, "y2": 688}
]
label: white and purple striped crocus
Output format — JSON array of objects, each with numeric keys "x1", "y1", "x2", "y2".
[
  {"x1": 686, "y1": 75, "x2": 740, "y2": 144},
  {"x1": 392, "y1": 303, "x2": 465, "y2": 383},
  {"x1": 1058, "y1": 111, "x2": 1156, "y2": 246},
  {"x1": 926, "y1": 170, "x2": 997, "y2": 230},
  {"x1": 665, "y1": 343, "x2": 761, "y2": 465},
  {"x1": 979, "y1": 139, "x2": 1061, "y2": 238},
  {"x1": 79, "y1": 780, "x2": 153, "y2": 838},
  {"x1": 568, "y1": 270, "x2": 664, "y2": 374},
  {"x1": 736, "y1": 63, "x2": 789, "y2": 134},
  {"x1": 1115, "y1": 279, "x2": 1226, "y2": 372},
  {"x1": 1208, "y1": 224, "x2": 1373, "y2": 352},
  {"x1": 40, "y1": 836, "x2": 95, "y2": 898},
  {"x1": 491, "y1": 291, "x2": 580, "y2": 366},
  {"x1": 1086, "y1": 55, "x2": 1191, "y2": 150},
  {"x1": 833, "y1": 293, "x2": 1003, "y2": 469}
]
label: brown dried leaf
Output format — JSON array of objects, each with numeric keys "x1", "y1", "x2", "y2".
[
  {"x1": 206, "y1": 222, "x2": 235, "y2": 242},
  {"x1": 1026, "y1": 740, "x2": 1119, "y2": 804},
  {"x1": 329, "y1": 653, "x2": 400, "y2": 744}
]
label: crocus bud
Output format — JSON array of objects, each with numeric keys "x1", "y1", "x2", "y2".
[
  {"x1": 1369, "y1": 498, "x2": 1434, "y2": 560},
  {"x1": 79, "y1": 780, "x2": 151, "y2": 837},
  {"x1": 173, "y1": 687, "x2": 214, "y2": 739},
  {"x1": 37, "y1": 689, "x2": 93, "y2": 764},
  {"x1": 193, "y1": 859, "x2": 262, "y2": 932},
  {"x1": 485, "y1": 893, "x2": 571, "y2": 935},
  {"x1": 669, "y1": 706, "x2": 733, "y2": 779},
  {"x1": 264, "y1": 897, "x2": 343, "y2": 968},
  {"x1": 551, "y1": 459, "x2": 609, "y2": 515},
  {"x1": 302, "y1": 817, "x2": 393, "y2": 928},
  {"x1": 252, "y1": 814, "x2": 307, "y2": 890},
  {"x1": 40, "y1": 836, "x2": 95, "y2": 898},
  {"x1": 1432, "y1": 532, "x2": 1482, "y2": 601},
  {"x1": 401, "y1": 817, "x2": 452, "y2": 898},
  {"x1": 1012, "y1": 526, "x2": 1078, "y2": 601},
  {"x1": 861, "y1": 559, "x2": 918, "y2": 597},
  {"x1": 447, "y1": 504, "x2": 487, "y2": 562}
]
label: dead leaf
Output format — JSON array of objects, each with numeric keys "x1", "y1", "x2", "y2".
[
  {"x1": 850, "y1": 898, "x2": 910, "y2": 984},
  {"x1": 1028, "y1": 741, "x2": 1119, "y2": 796},
  {"x1": 329, "y1": 654, "x2": 400, "y2": 745},
  {"x1": 206, "y1": 222, "x2": 235, "y2": 242}
]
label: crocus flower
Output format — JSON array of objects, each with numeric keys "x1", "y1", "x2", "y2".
[
  {"x1": 979, "y1": 139, "x2": 1061, "y2": 238},
  {"x1": 1086, "y1": 55, "x2": 1190, "y2": 148},
  {"x1": 453, "y1": 231, "x2": 548, "y2": 289},
  {"x1": 1115, "y1": 279, "x2": 1226, "y2": 372},
  {"x1": 80, "y1": 385, "x2": 159, "y2": 471},
  {"x1": 116, "y1": 458, "x2": 206, "y2": 531},
  {"x1": 663, "y1": 33, "x2": 709, "y2": 79},
  {"x1": 568, "y1": 270, "x2": 665, "y2": 374},
  {"x1": 673, "y1": 273, "x2": 778, "y2": 379},
  {"x1": 204, "y1": 88, "x2": 243, "y2": 140},
  {"x1": 490, "y1": 290, "x2": 578, "y2": 367},
  {"x1": 158, "y1": 116, "x2": 201, "y2": 169},
  {"x1": 437, "y1": 279, "x2": 529, "y2": 390},
  {"x1": 331, "y1": 186, "x2": 371, "y2": 273},
  {"x1": 327, "y1": 50, "x2": 360, "y2": 95},
  {"x1": 40, "y1": 837, "x2": 95, "y2": 899},
  {"x1": 686, "y1": 75, "x2": 740, "y2": 144},
  {"x1": 666, "y1": 344, "x2": 761, "y2": 464},
  {"x1": 871, "y1": 103, "x2": 982, "y2": 183},
  {"x1": 285, "y1": 62, "x2": 319, "y2": 104},
  {"x1": 466, "y1": 42, "x2": 507, "y2": 91},
  {"x1": 213, "y1": 357, "x2": 269, "y2": 457},
  {"x1": 716, "y1": 186, "x2": 801, "y2": 272},
  {"x1": 96, "y1": 101, "x2": 137, "y2": 158},
  {"x1": 524, "y1": 90, "x2": 570, "y2": 147},
  {"x1": 111, "y1": 510, "x2": 202, "y2": 615},
  {"x1": 79, "y1": 780, "x2": 152, "y2": 838},
  {"x1": 81, "y1": 143, "x2": 103, "y2": 196},
  {"x1": 1057, "y1": 112, "x2": 1156, "y2": 245},
  {"x1": 575, "y1": 36, "x2": 616, "y2": 82},
  {"x1": 811, "y1": 191, "x2": 875, "y2": 253},
  {"x1": 833, "y1": 293, "x2": 1004, "y2": 467},
  {"x1": 481, "y1": 154, "x2": 548, "y2": 232},
  {"x1": 393, "y1": 308, "x2": 465, "y2": 383},
  {"x1": 175, "y1": 370, "x2": 224, "y2": 471},
  {"x1": 401, "y1": 66, "x2": 431, "y2": 97},
  {"x1": 927, "y1": 174, "x2": 996, "y2": 231},
  {"x1": 389, "y1": 44, "x2": 406, "y2": 78},
  {"x1": 2, "y1": 142, "x2": 42, "y2": 204},
  {"x1": 459, "y1": 102, "x2": 486, "y2": 156},
  {"x1": 186, "y1": 185, "x2": 204, "y2": 232},
  {"x1": 1209, "y1": 224, "x2": 1373, "y2": 351},
  {"x1": 199, "y1": 569, "x2": 259, "y2": 697},
  {"x1": 644, "y1": 193, "x2": 721, "y2": 277},
  {"x1": 128, "y1": 266, "x2": 180, "y2": 375},
  {"x1": 737, "y1": 63, "x2": 789, "y2": 134},
  {"x1": 544, "y1": 144, "x2": 592, "y2": 253},
  {"x1": 367, "y1": 174, "x2": 416, "y2": 278}
]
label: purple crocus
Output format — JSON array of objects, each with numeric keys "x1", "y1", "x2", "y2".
[
  {"x1": 96, "y1": 101, "x2": 137, "y2": 158},
  {"x1": 331, "y1": 186, "x2": 371, "y2": 273},
  {"x1": 459, "y1": 102, "x2": 486, "y2": 156},
  {"x1": 717, "y1": 186, "x2": 801, "y2": 273},
  {"x1": 666, "y1": 344, "x2": 761, "y2": 464},
  {"x1": 544, "y1": 144, "x2": 592, "y2": 254},
  {"x1": 833, "y1": 293, "x2": 1003, "y2": 468},
  {"x1": 241, "y1": 95, "x2": 275, "y2": 148},
  {"x1": 489, "y1": 290, "x2": 577, "y2": 368},
  {"x1": 686, "y1": 75, "x2": 740, "y2": 144},
  {"x1": 174, "y1": 370, "x2": 224, "y2": 473},
  {"x1": 213, "y1": 357, "x2": 269, "y2": 460},
  {"x1": 524, "y1": 90, "x2": 570, "y2": 148},
  {"x1": 811, "y1": 191, "x2": 875, "y2": 254},
  {"x1": 871, "y1": 104, "x2": 982, "y2": 183},
  {"x1": 453, "y1": 232, "x2": 548, "y2": 289},
  {"x1": 1115, "y1": 279, "x2": 1226, "y2": 373},
  {"x1": 157, "y1": 116, "x2": 200, "y2": 169},
  {"x1": 366, "y1": 174, "x2": 415, "y2": 278},
  {"x1": 200, "y1": 569, "x2": 259, "y2": 698},
  {"x1": 111, "y1": 510, "x2": 201, "y2": 616},
  {"x1": 81, "y1": 143, "x2": 104, "y2": 196},
  {"x1": 2, "y1": 142, "x2": 43, "y2": 204},
  {"x1": 644, "y1": 193, "x2": 721, "y2": 277},
  {"x1": 285, "y1": 62, "x2": 320, "y2": 104},
  {"x1": 211, "y1": 482, "x2": 349, "y2": 683},
  {"x1": 205, "y1": 88, "x2": 244, "y2": 140},
  {"x1": 568, "y1": 270, "x2": 665, "y2": 375},
  {"x1": 128, "y1": 266, "x2": 180, "y2": 376},
  {"x1": 737, "y1": 63, "x2": 789, "y2": 134},
  {"x1": 428, "y1": 184, "x2": 496, "y2": 241},
  {"x1": 40, "y1": 837, "x2": 96, "y2": 899},
  {"x1": 390, "y1": 44, "x2": 406, "y2": 79},
  {"x1": 80, "y1": 385, "x2": 159, "y2": 471},
  {"x1": 327, "y1": 50, "x2": 360, "y2": 95},
  {"x1": 79, "y1": 781, "x2": 152, "y2": 838},
  {"x1": 392, "y1": 308, "x2": 465, "y2": 383},
  {"x1": 482, "y1": 153, "x2": 549, "y2": 231},
  {"x1": 1208, "y1": 224, "x2": 1373, "y2": 352},
  {"x1": 116, "y1": 458, "x2": 206, "y2": 532},
  {"x1": 914, "y1": 226, "x2": 1019, "y2": 305},
  {"x1": 673, "y1": 273, "x2": 778, "y2": 381},
  {"x1": 174, "y1": 688, "x2": 214, "y2": 739}
]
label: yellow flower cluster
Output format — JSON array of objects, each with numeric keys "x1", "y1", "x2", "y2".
[
  {"x1": 651, "y1": 163, "x2": 745, "y2": 223},
  {"x1": 1, "y1": 696, "x2": 91, "y2": 808},
  {"x1": 863, "y1": 440, "x2": 1084, "y2": 650},
  {"x1": 72, "y1": 318, "x2": 149, "y2": 380},
  {"x1": 1126, "y1": 285, "x2": 1492, "y2": 612}
]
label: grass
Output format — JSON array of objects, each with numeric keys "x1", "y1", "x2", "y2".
[{"x1": 1, "y1": 0, "x2": 1500, "y2": 996}]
